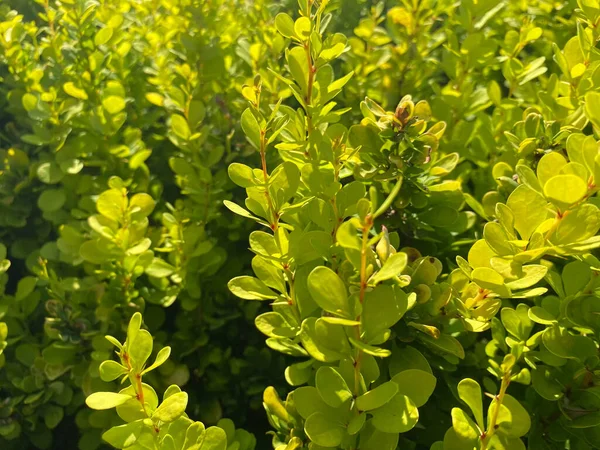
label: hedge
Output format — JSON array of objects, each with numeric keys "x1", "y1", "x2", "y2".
[{"x1": 2, "y1": 1, "x2": 600, "y2": 450}]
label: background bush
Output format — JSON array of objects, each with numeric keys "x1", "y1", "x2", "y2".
[{"x1": 4, "y1": 0, "x2": 600, "y2": 450}]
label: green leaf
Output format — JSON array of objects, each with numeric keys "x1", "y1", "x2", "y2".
[
  {"x1": 241, "y1": 108, "x2": 261, "y2": 149},
  {"x1": 102, "y1": 96, "x2": 126, "y2": 114},
  {"x1": 38, "y1": 189, "x2": 66, "y2": 213},
  {"x1": 43, "y1": 405, "x2": 64, "y2": 430},
  {"x1": 228, "y1": 163, "x2": 256, "y2": 188},
  {"x1": 22, "y1": 93, "x2": 37, "y2": 111},
  {"x1": 255, "y1": 312, "x2": 295, "y2": 338},
  {"x1": 304, "y1": 412, "x2": 345, "y2": 447},
  {"x1": 505, "y1": 265, "x2": 547, "y2": 290},
  {"x1": 336, "y1": 221, "x2": 361, "y2": 250},
  {"x1": 228, "y1": 276, "x2": 278, "y2": 300},
  {"x1": 356, "y1": 381, "x2": 398, "y2": 411},
  {"x1": 294, "y1": 17, "x2": 311, "y2": 40},
  {"x1": 543, "y1": 325, "x2": 597, "y2": 363},
  {"x1": 171, "y1": 114, "x2": 191, "y2": 140},
  {"x1": 457, "y1": 379, "x2": 484, "y2": 430},
  {"x1": 142, "y1": 346, "x2": 171, "y2": 375},
  {"x1": 348, "y1": 337, "x2": 391, "y2": 357},
  {"x1": 531, "y1": 366, "x2": 563, "y2": 401},
  {"x1": 371, "y1": 393, "x2": 418, "y2": 433},
  {"x1": 99, "y1": 360, "x2": 129, "y2": 382},
  {"x1": 371, "y1": 252, "x2": 407, "y2": 284},
  {"x1": 63, "y1": 82, "x2": 88, "y2": 100},
  {"x1": 86, "y1": 392, "x2": 134, "y2": 410},
  {"x1": 418, "y1": 333, "x2": 465, "y2": 359},
  {"x1": 198, "y1": 426, "x2": 227, "y2": 450},
  {"x1": 307, "y1": 266, "x2": 351, "y2": 317},
  {"x1": 543, "y1": 174, "x2": 587, "y2": 210},
  {"x1": 145, "y1": 258, "x2": 176, "y2": 278},
  {"x1": 129, "y1": 329, "x2": 153, "y2": 371},
  {"x1": 95, "y1": 27, "x2": 113, "y2": 46},
  {"x1": 358, "y1": 422, "x2": 399, "y2": 450},
  {"x1": 15, "y1": 276, "x2": 37, "y2": 301},
  {"x1": 97, "y1": 189, "x2": 127, "y2": 221},
  {"x1": 152, "y1": 392, "x2": 188, "y2": 423},
  {"x1": 585, "y1": 91, "x2": 600, "y2": 129},
  {"x1": 347, "y1": 412, "x2": 366, "y2": 435},
  {"x1": 450, "y1": 407, "x2": 480, "y2": 441},
  {"x1": 37, "y1": 162, "x2": 64, "y2": 184},
  {"x1": 391, "y1": 369, "x2": 436, "y2": 407},
  {"x1": 286, "y1": 47, "x2": 309, "y2": 93},
  {"x1": 506, "y1": 185, "x2": 548, "y2": 240},
  {"x1": 362, "y1": 285, "x2": 407, "y2": 343},
  {"x1": 315, "y1": 366, "x2": 352, "y2": 407},
  {"x1": 102, "y1": 420, "x2": 143, "y2": 449},
  {"x1": 129, "y1": 193, "x2": 155, "y2": 219},
  {"x1": 488, "y1": 394, "x2": 530, "y2": 437},
  {"x1": 472, "y1": 267, "x2": 510, "y2": 297},
  {"x1": 516, "y1": 164, "x2": 542, "y2": 194},
  {"x1": 275, "y1": 13, "x2": 296, "y2": 38}
]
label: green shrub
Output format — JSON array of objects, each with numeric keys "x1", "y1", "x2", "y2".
[
  {"x1": 226, "y1": 0, "x2": 600, "y2": 449},
  {"x1": 0, "y1": 0, "x2": 284, "y2": 447},
  {"x1": 4, "y1": 0, "x2": 600, "y2": 450}
]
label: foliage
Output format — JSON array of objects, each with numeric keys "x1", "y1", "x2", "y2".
[
  {"x1": 4, "y1": 0, "x2": 600, "y2": 450},
  {"x1": 85, "y1": 312, "x2": 254, "y2": 450},
  {"x1": 0, "y1": 0, "x2": 284, "y2": 448},
  {"x1": 226, "y1": 0, "x2": 600, "y2": 450}
]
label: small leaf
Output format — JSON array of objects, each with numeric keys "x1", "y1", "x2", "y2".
[
  {"x1": 307, "y1": 266, "x2": 351, "y2": 317},
  {"x1": 543, "y1": 174, "x2": 587, "y2": 210},
  {"x1": 228, "y1": 163, "x2": 256, "y2": 188},
  {"x1": 152, "y1": 392, "x2": 188, "y2": 423},
  {"x1": 63, "y1": 82, "x2": 88, "y2": 100},
  {"x1": 457, "y1": 379, "x2": 484, "y2": 430},
  {"x1": 371, "y1": 393, "x2": 418, "y2": 433},
  {"x1": 102, "y1": 96, "x2": 126, "y2": 114},
  {"x1": 315, "y1": 366, "x2": 352, "y2": 407},
  {"x1": 356, "y1": 381, "x2": 398, "y2": 411},
  {"x1": 391, "y1": 369, "x2": 436, "y2": 407},
  {"x1": 142, "y1": 346, "x2": 171, "y2": 375},
  {"x1": 228, "y1": 276, "x2": 278, "y2": 300},
  {"x1": 304, "y1": 412, "x2": 345, "y2": 447},
  {"x1": 99, "y1": 360, "x2": 129, "y2": 382},
  {"x1": 102, "y1": 420, "x2": 143, "y2": 449},
  {"x1": 241, "y1": 108, "x2": 261, "y2": 149},
  {"x1": 86, "y1": 392, "x2": 134, "y2": 410},
  {"x1": 275, "y1": 13, "x2": 296, "y2": 38},
  {"x1": 371, "y1": 252, "x2": 408, "y2": 284},
  {"x1": 95, "y1": 27, "x2": 113, "y2": 46},
  {"x1": 171, "y1": 114, "x2": 191, "y2": 140},
  {"x1": 348, "y1": 337, "x2": 391, "y2": 358}
]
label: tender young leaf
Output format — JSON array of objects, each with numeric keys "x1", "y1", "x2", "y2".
[
  {"x1": 152, "y1": 392, "x2": 188, "y2": 423},
  {"x1": 370, "y1": 252, "x2": 408, "y2": 284},
  {"x1": 99, "y1": 360, "x2": 129, "y2": 382},
  {"x1": 86, "y1": 393, "x2": 134, "y2": 410}
]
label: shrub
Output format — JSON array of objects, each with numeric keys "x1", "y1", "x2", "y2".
[
  {"x1": 3, "y1": 0, "x2": 600, "y2": 450},
  {"x1": 0, "y1": 0, "x2": 283, "y2": 447},
  {"x1": 226, "y1": 1, "x2": 600, "y2": 450}
]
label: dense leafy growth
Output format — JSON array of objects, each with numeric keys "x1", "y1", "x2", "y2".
[{"x1": 3, "y1": 0, "x2": 600, "y2": 449}]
